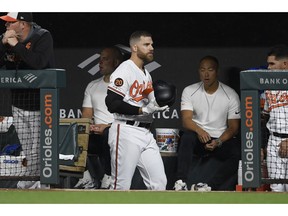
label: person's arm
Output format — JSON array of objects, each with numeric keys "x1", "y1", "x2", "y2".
[
  {"x1": 218, "y1": 118, "x2": 240, "y2": 143},
  {"x1": 181, "y1": 109, "x2": 211, "y2": 144},
  {"x1": 0, "y1": 34, "x2": 8, "y2": 67},
  {"x1": 82, "y1": 107, "x2": 93, "y2": 119},
  {"x1": 205, "y1": 118, "x2": 240, "y2": 151},
  {"x1": 12, "y1": 30, "x2": 55, "y2": 69},
  {"x1": 82, "y1": 106, "x2": 110, "y2": 134},
  {"x1": 105, "y1": 89, "x2": 140, "y2": 115}
]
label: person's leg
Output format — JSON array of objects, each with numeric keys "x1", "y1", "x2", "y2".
[
  {"x1": 99, "y1": 127, "x2": 113, "y2": 189},
  {"x1": 267, "y1": 135, "x2": 286, "y2": 192},
  {"x1": 13, "y1": 107, "x2": 41, "y2": 189},
  {"x1": 108, "y1": 124, "x2": 140, "y2": 190},
  {"x1": 206, "y1": 137, "x2": 241, "y2": 190},
  {"x1": 101, "y1": 127, "x2": 111, "y2": 176},
  {"x1": 176, "y1": 130, "x2": 202, "y2": 182},
  {"x1": 74, "y1": 134, "x2": 99, "y2": 189},
  {"x1": 137, "y1": 131, "x2": 167, "y2": 190}
]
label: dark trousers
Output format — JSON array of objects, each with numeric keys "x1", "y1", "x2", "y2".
[
  {"x1": 0, "y1": 89, "x2": 12, "y2": 116},
  {"x1": 87, "y1": 127, "x2": 111, "y2": 175},
  {"x1": 176, "y1": 130, "x2": 241, "y2": 190}
]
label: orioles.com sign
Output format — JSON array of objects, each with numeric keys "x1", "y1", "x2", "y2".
[
  {"x1": 40, "y1": 89, "x2": 59, "y2": 184},
  {"x1": 241, "y1": 90, "x2": 261, "y2": 188}
]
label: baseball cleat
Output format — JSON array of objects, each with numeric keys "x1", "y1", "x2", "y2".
[
  {"x1": 74, "y1": 179, "x2": 96, "y2": 189},
  {"x1": 173, "y1": 179, "x2": 188, "y2": 191},
  {"x1": 100, "y1": 174, "x2": 113, "y2": 189},
  {"x1": 191, "y1": 182, "x2": 211, "y2": 192},
  {"x1": 74, "y1": 170, "x2": 96, "y2": 189}
]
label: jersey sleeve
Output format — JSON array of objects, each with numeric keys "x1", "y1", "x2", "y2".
[
  {"x1": 227, "y1": 90, "x2": 241, "y2": 119},
  {"x1": 82, "y1": 82, "x2": 93, "y2": 108},
  {"x1": 108, "y1": 66, "x2": 131, "y2": 98},
  {"x1": 181, "y1": 86, "x2": 194, "y2": 111}
]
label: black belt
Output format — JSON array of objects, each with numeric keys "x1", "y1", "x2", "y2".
[
  {"x1": 126, "y1": 120, "x2": 151, "y2": 129},
  {"x1": 272, "y1": 132, "x2": 288, "y2": 138}
]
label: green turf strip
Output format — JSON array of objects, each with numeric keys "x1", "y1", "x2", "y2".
[{"x1": 0, "y1": 189, "x2": 288, "y2": 204}]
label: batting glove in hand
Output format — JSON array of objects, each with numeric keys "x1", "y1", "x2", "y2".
[{"x1": 142, "y1": 99, "x2": 169, "y2": 115}]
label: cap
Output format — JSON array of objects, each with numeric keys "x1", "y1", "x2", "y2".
[{"x1": 0, "y1": 12, "x2": 33, "y2": 22}]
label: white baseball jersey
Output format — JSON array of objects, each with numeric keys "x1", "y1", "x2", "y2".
[
  {"x1": 108, "y1": 59, "x2": 154, "y2": 123},
  {"x1": 264, "y1": 90, "x2": 288, "y2": 134},
  {"x1": 181, "y1": 81, "x2": 240, "y2": 138},
  {"x1": 82, "y1": 77, "x2": 114, "y2": 124}
]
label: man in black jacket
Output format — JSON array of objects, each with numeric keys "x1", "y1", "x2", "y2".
[{"x1": 0, "y1": 12, "x2": 55, "y2": 188}]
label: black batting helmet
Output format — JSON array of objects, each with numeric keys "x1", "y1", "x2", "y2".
[{"x1": 153, "y1": 80, "x2": 177, "y2": 107}]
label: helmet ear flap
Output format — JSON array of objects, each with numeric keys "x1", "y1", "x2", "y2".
[{"x1": 153, "y1": 80, "x2": 177, "y2": 107}]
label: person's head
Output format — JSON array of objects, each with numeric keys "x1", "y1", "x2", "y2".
[
  {"x1": 99, "y1": 46, "x2": 123, "y2": 77},
  {"x1": 0, "y1": 12, "x2": 33, "y2": 41},
  {"x1": 267, "y1": 44, "x2": 288, "y2": 70},
  {"x1": 198, "y1": 55, "x2": 219, "y2": 86},
  {"x1": 129, "y1": 30, "x2": 154, "y2": 63}
]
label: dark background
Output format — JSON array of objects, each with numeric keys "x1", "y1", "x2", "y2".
[
  {"x1": 1, "y1": 12, "x2": 287, "y2": 48},
  {"x1": 38, "y1": 12, "x2": 288, "y2": 48}
]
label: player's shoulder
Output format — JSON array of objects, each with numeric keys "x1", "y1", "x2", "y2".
[
  {"x1": 112, "y1": 60, "x2": 136, "y2": 78},
  {"x1": 86, "y1": 77, "x2": 103, "y2": 88},
  {"x1": 115, "y1": 60, "x2": 134, "y2": 71},
  {"x1": 183, "y1": 82, "x2": 202, "y2": 93},
  {"x1": 219, "y1": 82, "x2": 237, "y2": 94},
  {"x1": 219, "y1": 82, "x2": 240, "y2": 100}
]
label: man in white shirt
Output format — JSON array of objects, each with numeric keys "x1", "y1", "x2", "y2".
[
  {"x1": 74, "y1": 46, "x2": 123, "y2": 189},
  {"x1": 174, "y1": 55, "x2": 241, "y2": 191}
]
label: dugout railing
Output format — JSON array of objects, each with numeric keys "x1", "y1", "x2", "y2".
[
  {"x1": 240, "y1": 69, "x2": 288, "y2": 189},
  {"x1": 0, "y1": 69, "x2": 65, "y2": 185}
]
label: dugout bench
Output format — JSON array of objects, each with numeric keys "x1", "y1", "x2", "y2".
[{"x1": 58, "y1": 118, "x2": 92, "y2": 188}]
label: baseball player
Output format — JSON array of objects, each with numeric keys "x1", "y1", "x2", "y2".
[
  {"x1": 263, "y1": 44, "x2": 288, "y2": 192},
  {"x1": 105, "y1": 30, "x2": 168, "y2": 190}
]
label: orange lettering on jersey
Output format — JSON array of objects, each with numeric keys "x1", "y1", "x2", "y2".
[
  {"x1": 130, "y1": 80, "x2": 153, "y2": 102},
  {"x1": 265, "y1": 90, "x2": 288, "y2": 111}
]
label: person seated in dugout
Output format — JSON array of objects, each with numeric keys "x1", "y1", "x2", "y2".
[
  {"x1": 174, "y1": 55, "x2": 241, "y2": 191},
  {"x1": 74, "y1": 46, "x2": 124, "y2": 189}
]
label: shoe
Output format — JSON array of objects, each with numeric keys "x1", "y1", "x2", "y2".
[
  {"x1": 74, "y1": 178, "x2": 96, "y2": 189},
  {"x1": 100, "y1": 174, "x2": 112, "y2": 189},
  {"x1": 74, "y1": 170, "x2": 96, "y2": 189},
  {"x1": 191, "y1": 183, "x2": 211, "y2": 192},
  {"x1": 17, "y1": 181, "x2": 41, "y2": 189},
  {"x1": 173, "y1": 179, "x2": 188, "y2": 191}
]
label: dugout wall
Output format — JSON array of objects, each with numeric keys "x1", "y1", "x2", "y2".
[
  {"x1": 0, "y1": 69, "x2": 66, "y2": 185},
  {"x1": 240, "y1": 70, "x2": 288, "y2": 189}
]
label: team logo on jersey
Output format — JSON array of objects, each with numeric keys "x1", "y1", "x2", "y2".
[{"x1": 114, "y1": 78, "x2": 124, "y2": 87}]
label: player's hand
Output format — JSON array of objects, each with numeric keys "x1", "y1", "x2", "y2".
[
  {"x1": 204, "y1": 139, "x2": 218, "y2": 151},
  {"x1": 90, "y1": 124, "x2": 109, "y2": 135},
  {"x1": 196, "y1": 127, "x2": 211, "y2": 144},
  {"x1": 278, "y1": 139, "x2": 288, "y2": 158},
  {"x1": 142, "y1": 99, "x2": 169, "y2": 115},
  {"x1": 7, "y1": 37, "x2": 18, "y2": 47},
  {"x1": 2, "y1": 30, "x2": 18, "y2": 45}
]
